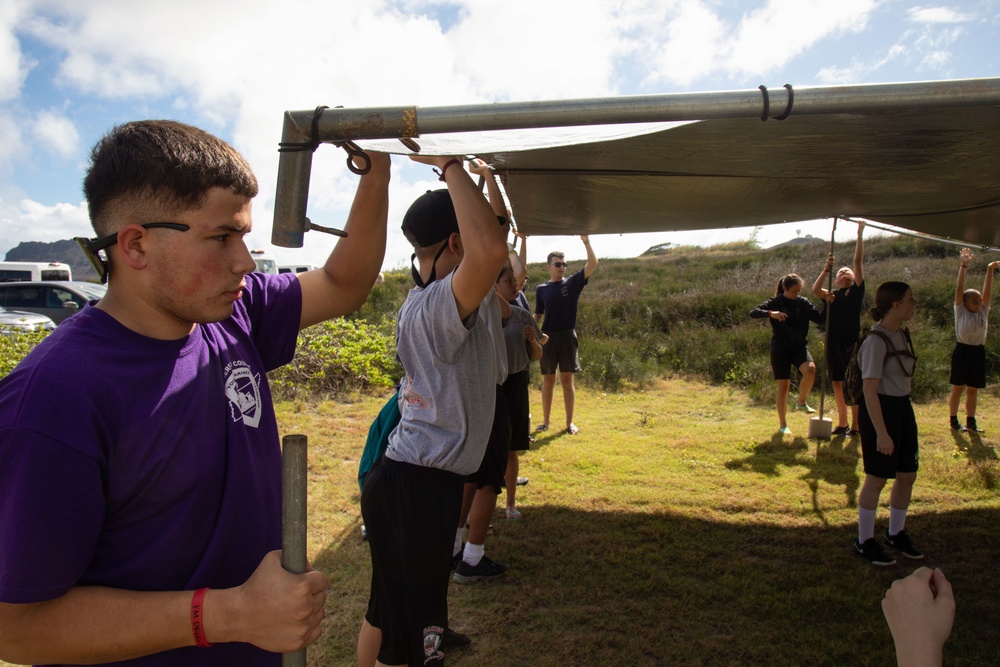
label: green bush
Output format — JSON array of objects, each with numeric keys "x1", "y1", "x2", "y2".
[
  {"x1": 267, "y1": 318, "x2": 401, "y2": 400},
  {"x1": 0, "y1": 330, "x2": 51, "y2": 377}
]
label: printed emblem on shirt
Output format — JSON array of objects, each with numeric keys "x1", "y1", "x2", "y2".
[
  {"x1": 402, "y1": 376, "x2": 429, "y2": 409},
  {"x1": 224, "y1": 360, "x2": 262, "y2": 428}
]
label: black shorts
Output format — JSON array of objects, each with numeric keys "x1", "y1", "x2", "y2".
[
  {"x1": 950, "y1": 342, "x2": 986, "y2": 388},
  {"x1": 770, "y1": 343, "x2": 813, "y2": 381},
  {"x1": 826, "y1": 338, "x2": 855, "y2": 382},
  {"x1": 502, "y1": 370, "x2": 531, "y2": 452},
  {"x1": 467, "y1": 385, "x2": 510, "y2": 493},
  {"x1": 540, "y1": 329, "x2": 581, "y2": 375},
  {"x1": 859, "y1": 394, "x2": 919, "y2": 478},
  {"x1": 361, "y1": 456, "x2": 464, "y2": 666}
]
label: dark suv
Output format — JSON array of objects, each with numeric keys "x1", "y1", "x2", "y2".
[{"x1": 0, "y1": 281, "x2": 107, "y2": 324}]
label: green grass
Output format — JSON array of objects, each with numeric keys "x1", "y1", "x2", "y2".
[{"x1": 274, "y1": 378, "x2": 998, "y2": 666}]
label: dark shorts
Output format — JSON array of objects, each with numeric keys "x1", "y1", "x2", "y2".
[
  {"x1": 950, "y1": 342, "x2": 986, "y2": 388},
  {"x1": 540, "y1": 329, "x2": 581, "y2": 375},
  {"x1": 859, "y1": 394, "x2": 919, "y2": 478},
  {"x1": 770, "y1": 343, "x2": 813, "y2": 381},
  {"x1": 361, "y1": 456, "x2": 465, "y2": 666},
  {"x1": 467, "y1": 385, "x2": 510, "y2": 493},
  {"x1": 502, "y1": 370, "x2": 531, "y2": 452},
  {"x1": 826, "y1": 338, "x2": 855, "y2": 382}
]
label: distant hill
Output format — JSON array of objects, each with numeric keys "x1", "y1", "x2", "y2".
[
  {"x1": 767, "y1": 234, "x2": 826, "y2": 249},
  {"x1": 4, "y1": 239, "x2": 99, "y2": 281}
]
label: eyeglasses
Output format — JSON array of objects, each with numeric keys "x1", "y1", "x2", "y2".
[
  {"x1": 75, "y1": 222, "x2": 190, "y2": 284},
  {"x1": 552, "y1": 262, "x2": 567, "y2": 268}
]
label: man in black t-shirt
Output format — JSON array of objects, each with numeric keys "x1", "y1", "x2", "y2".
[{"x1": 533, "y1": 235, "x2": 598, "y2": 435}]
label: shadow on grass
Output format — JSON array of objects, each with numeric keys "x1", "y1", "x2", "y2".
[
  {"x1": 951, "y1": 431, "x2": 998, "y2": 489},
  {"x1": 310, "y1": 503, "x2": 998, "y2": 667}
]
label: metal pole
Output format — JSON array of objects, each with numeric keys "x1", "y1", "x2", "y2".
[{"x1": 281, "y1": 434, "x2": 308, "y2": 667}]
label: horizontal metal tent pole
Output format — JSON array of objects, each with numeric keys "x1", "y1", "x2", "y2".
[{"x1": 271, "y1": 77, "x2": 1000, "y2": 247}]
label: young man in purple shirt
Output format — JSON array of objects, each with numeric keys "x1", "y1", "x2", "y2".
[
  {"x1": 534, "y1": 236, "x2": 598, "y2": 435},
  {"x1": 0, "y1": 120, "x2": 389, "y2": 665}
]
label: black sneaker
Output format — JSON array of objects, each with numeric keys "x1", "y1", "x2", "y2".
[
  {"x1": 846, "y1": 428, "x2": 860, "y2": 438},
  {"x1": 882, "y1": 529, "x2": 925, "y2": 560},
  {"x1": 951, "y1": 417, "x2": 968, "y2": 432},
  {"x1": 441, "y1": 627, "x2": 471, "y2": 650},
  {"x1": 832, "y1": 425, "x2": 850, "y2": 436},
  {"x1": 967, "y1": 417, "x2": 985, "y2": 434},
  {"x1": 854, "y1": 538, "x2": 896, "y2": 566},
  {"x1": 451, "y1": 547, "x2": 464, "y2": 570},
  {"x1": 453, "y1": 555, "x2": 508, "y2": 583}
]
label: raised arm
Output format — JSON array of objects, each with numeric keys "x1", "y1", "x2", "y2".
[
  {"x1": 297, "y1": 152, "x2": 390, "y2": 329},
  {"x1": 813, "y1": 253, "x2": 835, "y2": 299},
  {"x1": 853, "y1": 220, "x2": 865, "y2": 285},
  {"x1": 414, "y1": 156, "x2": 508, "y2": 320},
  {"x1": 510, "y1": 228, "x2": 528, "y2": 288},
  {"x1": 582, "y1": 235, "x2": 598, "y2": 279},
  {"x1": 982, "y1": 260, "x2": 1000, "y2": 307},
  {"x1": 955, "y1": 248, "x2": 972, "y2": 306}
]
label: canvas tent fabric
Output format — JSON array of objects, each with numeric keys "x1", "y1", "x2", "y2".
[{"x1": 357, "y1": 105, "x2": 1000, "y2": 248}]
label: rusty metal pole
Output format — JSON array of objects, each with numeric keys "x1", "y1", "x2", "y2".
[{"x1": 281, "y1": 434, "x2": 308, "y2": 667}]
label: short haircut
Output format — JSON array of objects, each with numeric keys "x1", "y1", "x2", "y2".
[
  {"x1": 547, "y1": 251, "x2": 565, "y2": 265},
  {"x1": 964, "y1": 288, "x2": 982, "y2": 302},
  {"x1": 83, "y1": 120, "x2": 258, "y2": 235}
]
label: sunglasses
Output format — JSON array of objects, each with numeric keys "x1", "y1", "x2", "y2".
[
  {"x1": 552, "y1": 262, "x2": 567, "y2": 268},
  {"x1": 75, "y1": 222, "x2": 190, "y2": 284}
]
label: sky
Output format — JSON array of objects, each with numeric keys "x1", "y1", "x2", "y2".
[{"x1": 1, "y1": 0, "x2": 998, "y2": 270}]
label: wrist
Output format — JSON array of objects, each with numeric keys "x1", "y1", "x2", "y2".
[
  {"x1": 435, "y1": 158, "x2": 462, "y2": 181},
  {"x1": 191, "y1": 588, "x2": 213, "y2": 648}
]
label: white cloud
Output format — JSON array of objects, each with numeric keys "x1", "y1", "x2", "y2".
[
  {"x1": 0, "y1": 196, "x2": 90, "y2": 260},
  {"x1": 0, "y1": 0, "x2": 31, "y2": 101},
  {"x1": 34, "y1": 110, "x2": 79, "y2": 158},
  {"x1": 907, "y1": 6, "x2": 972, "y2": 24}
]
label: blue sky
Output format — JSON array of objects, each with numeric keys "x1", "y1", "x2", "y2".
[{"x1": 1, "y1": 0, "x2": 997, "y2": 269}]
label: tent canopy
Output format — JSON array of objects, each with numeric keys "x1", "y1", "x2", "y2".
[{"x1": 272, "y1": 78, "x2": 1000, "y2": 249}]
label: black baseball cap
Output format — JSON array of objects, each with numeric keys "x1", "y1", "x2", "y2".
[{"x1": 401, "y1": 189, "x2": 459, "y2": 248}]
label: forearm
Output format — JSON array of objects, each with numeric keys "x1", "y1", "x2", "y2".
[
  {"x1": 583, "y1": 238, "x2": 598, "y2": 277},
  {"x1": 812, "y1": 270, "x2": 828, "y2": 297},
  {"x1": 955, "y1": 265, "x2": 967, "y2": 305},
  {"x1": 483, "y1": 171, "x2": 506, "y2": 217},
  {"x1": 863, "y1": 382, "x2": 887, "y2": 436},
  {"x1": 853, "y1": 230, "x2": 864, "y2": 281},
  {"x1": 0, "y1": 587, "x2": 193, "y2": 665}
]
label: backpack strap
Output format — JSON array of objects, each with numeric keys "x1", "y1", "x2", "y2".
[{"x1": 864, "y1": 328, "x2": 916, "y2": 378}]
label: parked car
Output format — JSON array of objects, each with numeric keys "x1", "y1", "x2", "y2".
[
  {"x1": 0, "y1": 304, "x2": 56, "y2": 335},
  {"x1": 0, "y1": 281, "x2": 107, "y2": 324}
]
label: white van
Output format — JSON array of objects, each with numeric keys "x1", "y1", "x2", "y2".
[
  {"x1": 250, "y1": 250, "x2": 278, "y2": 275},
  {"x1": 278, "y1": 264, "x2": 317, "y2": 274},
  {"x1": 0, "y1": 261, "x2": 72, "y2": 282}
]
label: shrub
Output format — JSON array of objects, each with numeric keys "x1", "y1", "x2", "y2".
[
  {"x1": 0, "y1": 330, "x2": 51, "y2": 377},
  {"x1": 268, "y1": 318, "x2": 401, "y2": 400}
]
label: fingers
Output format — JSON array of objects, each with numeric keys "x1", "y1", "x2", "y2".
[{"x1": 930, "y1": 568, "x2": 954, "y2": 603}]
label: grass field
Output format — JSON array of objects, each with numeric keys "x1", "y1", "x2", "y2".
[{"x1": 270, "y1": 378, "x2": 999, "y2": 666}]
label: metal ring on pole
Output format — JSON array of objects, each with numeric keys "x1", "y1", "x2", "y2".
[
  {"x1": 775, "y1": 84, "x2": 794, "y2": 120},
  {"x1": 758, "y1": 85, "x2": 770, "y2": 121}
]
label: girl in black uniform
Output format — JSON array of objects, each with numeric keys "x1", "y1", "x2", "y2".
[{"x1": 750, "y1": 274, "x2": 826, "y2": 435}]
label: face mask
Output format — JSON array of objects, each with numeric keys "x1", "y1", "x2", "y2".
[{"x1": 410, "y1": 242, "x2": 450, "y2": 288}]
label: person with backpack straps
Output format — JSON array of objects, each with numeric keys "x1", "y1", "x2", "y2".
[{"x1": 854, "y1": 282, "x2": 922, "y2": 567}]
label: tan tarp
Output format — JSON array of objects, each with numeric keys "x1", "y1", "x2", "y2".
[{"x1": 359, "y1": 106, "x2": 1000, "y2": 248}]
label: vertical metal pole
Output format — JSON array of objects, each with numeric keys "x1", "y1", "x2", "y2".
[
  {"x1": 819, "y1": 218, "x2": 838, "y2": 417},
  {"x1": 282, "y1": 434, "x2": 308, "y2": 667}
]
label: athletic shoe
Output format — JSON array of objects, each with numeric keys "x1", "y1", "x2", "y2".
[
  {"x1": 832, "y1": 425, "x2": 850, "y2": 436},
  {"x1": 516, "y1": 476, "x2": 529, "y2": 486},
  {"x1": 453, "y1": 555, "x2": 508, "y2": 583},
  {"x1": 778, "y1": 426, "x2": 792, "y2": 435},
  {"x1": 505, "y1": 508, "x2": 523, "y2": 520},
  {"x1": 566, "y1": 423, "x2": 579, "y2": 435},
  {"x1": 441, "y1": 627, "x2": 471, "y2": 650},
  {"x1": 796, "y1": 403, "x2": 817, "y2": 414},
  {"x1": 882, "y1": 529, "x2": 925, "y2": 560},
  {"x1": 535, "y1": 424, "x2": 549, "y2": 432},
  {"x1": 451, "y1": 544, "x2": 464, "y2": 570},
  {"x1": 950, "y1": 417, "x2": 968, "y2": 432},
  {"x1": 846, "y1": 429, "x2": 860, "y2": 438},
  {"x1": 855, "y1": 538, "x2": 896, "y2": 566},
  {"x1": 967, "y1": 417, "x2": 985, "y2": 434}
]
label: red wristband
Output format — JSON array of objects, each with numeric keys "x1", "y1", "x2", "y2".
[
  {"x1": 191, "y1": 587, "x2": 212, "y2": 648},
  {"x1": 435, "y1": 158, "x2": 461, "y2": 181}
]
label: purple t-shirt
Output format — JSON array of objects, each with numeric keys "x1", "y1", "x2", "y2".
[{"x1": 0, "y1": 272, "x2": 301, "y2": 666}]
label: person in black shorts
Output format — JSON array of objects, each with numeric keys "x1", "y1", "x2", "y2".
[
  {"x1": 947, "y1": 247, "x2": 999, "y2": 433},
  {"x1": 812, "y1": 221, "x2": 866, "y2": 437},
  {"x1": 750, "y1": 274, "x2": 826, "y2": 435},
  {"x1": 534, "y1": 236, "x2": 598, "y2": 435},
  {"x1": 854, "y1": 282, "x2": 922, "y2": 566}
]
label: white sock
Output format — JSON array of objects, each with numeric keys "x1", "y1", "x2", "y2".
[
  {"x1": 888, "y1": 507, "x2": 907, "y2": 536},
  {"x1": 858, "y1": 507, "x2": 877, "y2": 544},
  {"x1": 462, "y1": 542, "x2": 484, "y2": 566},
  {"x1": 453, "y1": 528, "x2": 464, "y2": 557}
]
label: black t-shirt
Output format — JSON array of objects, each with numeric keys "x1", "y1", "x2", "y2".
[{"x1": 534, "y1": 269, "x2": 588, "y2": 333}]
